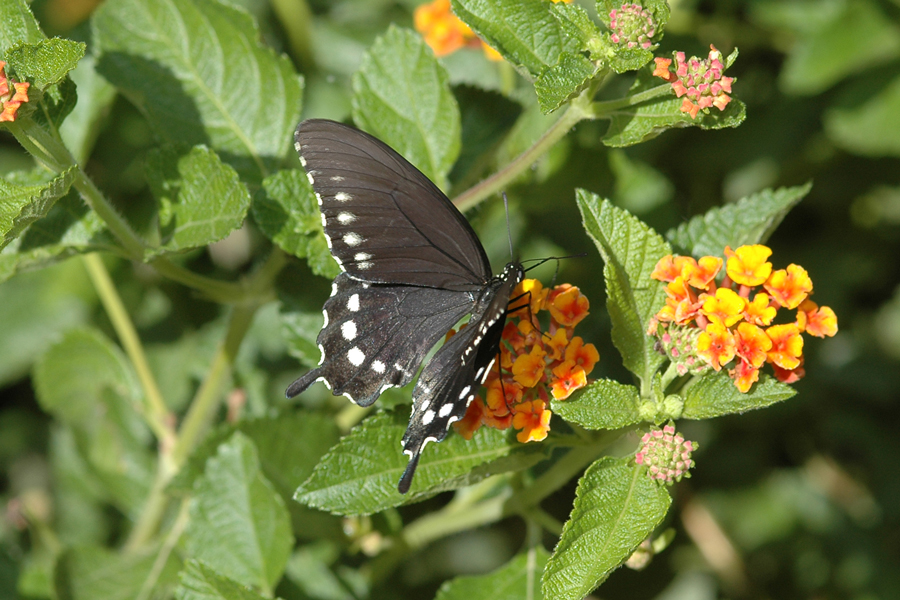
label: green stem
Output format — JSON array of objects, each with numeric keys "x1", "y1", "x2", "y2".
[
  {"x1": 587, "y1": 82, "x2": 673, "y2": 117},
  {"x1": 452, "y1": 98, "x2": 590, "y2": 213},
  {"x1": 82, "y1": 253, "x2": 176, "y2": 448},
  {"x1": 136, "y1": 499, "x2": 191, "y2": 600}
]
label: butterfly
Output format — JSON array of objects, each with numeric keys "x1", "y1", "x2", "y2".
[{"x1": 286, "y1": 119, "x2": 523, "y2": 494}]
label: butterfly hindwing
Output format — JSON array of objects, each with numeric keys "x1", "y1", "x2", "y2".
[
  {"x1": 398, "y1": 263, "x2": 523, "y2": 493},
  {"x1": 294, "y1": 120, "x2": 491, "y2": 290}
]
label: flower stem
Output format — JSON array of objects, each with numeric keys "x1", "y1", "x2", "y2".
[{"x1": 82, "y1": 253, "x2": 175, "y2": 448}]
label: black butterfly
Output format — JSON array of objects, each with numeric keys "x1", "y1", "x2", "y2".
[{"x1": 286, "y1": 119, "x2": 523, "y2": 494}]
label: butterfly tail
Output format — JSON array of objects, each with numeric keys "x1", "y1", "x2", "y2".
[
  {"x1": 285, "y1": 369, "x2": 320, "y2": 398},
  {"x1": 398, "y1": 451, "x2": 421, "y2": 494}
]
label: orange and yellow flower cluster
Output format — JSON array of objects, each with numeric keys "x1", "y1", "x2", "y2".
[
  {"x1": 0, "y1": 61, "x2": 30, "y2": 123},
  {"x1": 455, "y1": 279, "x2": 598, "y2": 443},
  {"x1": 414, "y1": 0, "x2": 572, "y2": 60},
  {"x1": 652, "y1": 45, "x2": 734, "y2": 119},
  {"x1": 648, "y1": 244, "x2": 837, "y2": 392}
]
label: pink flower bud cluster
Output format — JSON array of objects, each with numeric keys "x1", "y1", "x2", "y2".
[
  {"x1": 635, "y1": 424, "x2": 697, "y2": 484},
  {"x1": 609, "y1": 3, "x2": 657, "y2": 50},
  {"x1": 653, "y1": 45, "x2": 734, "y2": 119}
]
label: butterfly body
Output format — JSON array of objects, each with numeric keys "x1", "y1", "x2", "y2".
[{"x1": 286, "y1": 119, "x2": 522, "y2": 493}]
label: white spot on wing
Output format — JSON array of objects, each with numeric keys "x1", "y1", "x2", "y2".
[
  {"x1": 354, "y1": 252, "x2": 372, "y2": 261},
  {"x1": 341, "y1": 321, "x2": 357, "y2": 340},
  {"x1": 343, "y1": 232, "x2": 363, "y2": 247},
  {"x1": 357, "y1": 262, "x2": 373, "y2": 270},
  {"x1": 337, "y1": 212, "x2": 356, "y2": 225},
  {"x1": 348, "y1": 347, "x2": 365, "y2": 366},
  {"x1": 372, "y1": 360, "x2": 385, "y2": 373},
  {"x1": 459, "y1": 385, "x2": 471, "y2": 399},
  {"x1": 331, "y1": 175, "x2": 344, "y2": 182},
  {"x1": 330, "y1": 282, "x2": 338, "y2": 297},
  {"x1": 439, "y1": 403, "x2": 453, "y2": 418},
  {"x1": 422, "y1": 410, "x2": 435, "y2": 425},
  {"x1": 348, "y1": 294, "x2": 360, "y2": 312},
  {"x1": 335, "y1": 192, "x2": 351, "y2": 202},
  {"x1": 306, "y1": 171, "x2": 315, "y2": 185}
]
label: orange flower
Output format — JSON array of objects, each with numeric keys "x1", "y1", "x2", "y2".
[
  {"x1": 0, "y1": 61, "x2": 30, "y2": 123},
  {"x1": 685, "y1": 256, "x2": 723, "y2": 290},
  {"x1": 454, "y1": 398, "x2": 485, "y2": 440},
  {"x1": 414, "y1": 0, "x2": 474, "y2": 57},
  {"x1": 766, "y1": 324, "x2": 804, "y2": 370},
  {"x1": 764, "y1": 264, "x2": 813, "y2": 309},
  {"x1": 733, "y1": 322, "x2": 772, "y2": 368},
  {"x1": 697, "y1": 322, "x2": 736, "y2": 370},
  {"x1": 730, "y1": 359, "x2": 760, "y2": 393},
  {"x1": 772, "y1": 359, "x2": 805, "y2": 384},
  {"x1": 548, "y1": 285, "x2": 590, "y2": 327},
  {"x1": 550, "y1": 360, "x2": 587, "y2": 400},
  {"x1": 725, "y1": 245, "x2": 773, "y2": 286},
  {"x1": 565, "y1": 336, "x2": 599, "y2": 374},
  {"x1": 512, "y1": 278, "x2": 547, "y2": 315},
  {"x1": 652, "y1": 57, "x2": 676, "y2": 82},
  {"x1": 743, "y1": 292, "x2": 777, "y2": 326},
  {"x1": 545, "y1": 327, "x2": 569, "y2": 360},
  {"x1": 501, "y1": 321, "x2": 525, "y2": 351},
  {"x1": 796, "y1": 300, "x2": 838, "y2": 338},
  {"x1": 700, "y1": 287, "x2": 747, "y2": 327},
  {"x1": 651, "y1": 255, "x2": 694, "y2": 282},
  {"x1": 512, "y1": 400, "x2": 552, "y2": 443},
  {"x1": 512, "y1": 344, "x2": 546, "y2": 387}
]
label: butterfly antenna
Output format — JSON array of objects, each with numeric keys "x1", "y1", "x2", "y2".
[{"x1": 503, "y1": 192, "x2": 514, "y2": 261}]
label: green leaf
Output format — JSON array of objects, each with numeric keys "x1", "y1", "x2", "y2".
[
  {"x1": 552, "y1": 379, "x2": 642, "y2": 430},
  {"x1": 59, "y1": 52, "x2": 118, "y2": 164},
  {"x1": 825, "y1": 74, "x2": 900, "y2": 157},
  {"x1": 33, "y1": 328, "x2": 154, "y2": 515},
  {"x1": 542, "y1": 457, "x2": 671, "y2": 600},
  {"x1": 252, "y1": 168, "x2": 339, "y2": 278},
  {"x1": 55, "y1": 543, "x2": 181, "y2": 600},
  {"x1": 436, "y1": 547, "x2": 550, "y2": 600},
  {"x1": 551, "y1": 3, "x2": 602, "y2": 52},
  {"x1": 667, "y1": 183, "x2": 812, "y2": 257},
  {"x1": 175, "y1": 560, "x2": 270, "y2": 600},
  {"x1": 609, "y1": 149, "x2": 673, "y2": 215},
  {"x1": 92, "y1": 0, "x2": 303, "y2": 182},
  {"x1": 351, "y1": 26, "x2": 460, "y2": 191},
  {"x1": 0, "y1": 167, "x2": 76, "y2": 251},
  {"x1": 0, "y1": 0, "x2": 43, "y2": 50},
  {"x1": 576, "y1": 190, "x2": 670, "y2": 383},
  {"x1": 534, "y1": 51, "x2": 597, "y2": 114},
  {"x1": 296, "y1": 409, "x2": 545, "y2": 515},
  {"x1": 602, "y1": 68, "x2": 746, "y2": 148},
  {"x1": 3, "y1": 39, "x2": 85, "y2": 90},
  {"x1": 451, "y1": 0, "x2": 578, "y2": 78},
  {"x1": 184, "y1": 432, "x2": 294, "y2": 592},
  {"x1": 144, "y1": 145, "x2": 250, "y2": 258},
  {"x1": 0, "y1": 177, "x2": 112, "y2": 283},
  {"x1": 755, "y1": 0, "x2": 900, "y2": 95},
  {"x1": 682, "y1": 371, "x2": 796, "y2": 420}
]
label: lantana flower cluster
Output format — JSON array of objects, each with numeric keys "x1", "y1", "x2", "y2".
[
  {"x1": 414, "y1": 0, "x2": 572, "y2": 60},
  {"x1": 648, "y1": 244, "x2": 838, "y2": 392},
  {"x1": 0, "y1": 61, "x2": 31, "y2": 123},
  {"x1": 609, "y1": 3, "x2": 657, "y2": 50},
  {"x1": 455, "y1": 279, "x2": 598, "y2": 444},
  {"x1": 652, "y1": 45, "x2": 734, "y2": 119},
  {"x1": 635, "y1": 424, "x2": 697, "y2": 484}
]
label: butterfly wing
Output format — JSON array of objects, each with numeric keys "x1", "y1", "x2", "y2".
[
  {"x1": 398, "y1": 263, "x2": 523, "y2": 493},
  {"x1": 286, "y1": 273, "x2": 475, "y2": 406},
  {"x1": 295, "y1": 119, "x2": 491, "y2": 290}
]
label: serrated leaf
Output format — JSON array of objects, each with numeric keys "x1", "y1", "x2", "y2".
[
  {"x1": 535, "y1": 51, "x2": 597, "y2": 114},
  {"x1": 352, "y1": 26, "x2": 460, "y2": 191},
  {"x1": 436, "y1": 547, "x2": 550, "y2": 600},
  {"x1": 252, "y1": 169, "x2": 339, "y2": 278},
  {"x1": 184, "y1": 432, "x2": 293, "y2": 592},
  {"x1": 0, "y1": 187, "x2": 111, "y2": 283},
  {"x1": 682, "y1": 371, "x2": 796, "y2": 420},
  {"x1": 451, "y1": 0, "x2": 578, "y2": 79},
  {"x1": 542, "y1": 457, "x2": 671, "y2": 600},
  {"x1": 602, "y1": 70, "x2": 746, "y2": 148},
  {"x1": 175, "y1": 559, "x2": 269, "y2": 600},
  {"x1": 576, "y1": 190, "x2": 669, "y2": 383},
  {"x1": 551, "y1": 3, "x2": 602, "y2": 51},
  {"x1": 296, "y1": 409, "x2": 544, "y2": 515},
  {"x1": 552, "y1": 379, "x2": 642, "y2": 430},
  {"x1": 144, "y1": 145, "x2": 250, "y2": 258},
  {"x1": 92, "y1": 0, "x2": 303, "y2": 182},
  {"x1": 825, "y1": 74, "x2": 900, "y2": 157},
  {"x1": 667, "y1": 183, "x2": 812, "y2": 257},
  {"x1": 55, "y1": 543, "x2": 182, "y2": 600},
  {"x1": 0, "y1": 167, "x2": 76, "y2": 250},
  {"x1": 0, "y1": 0, "x2": 43, "y2": 49},
  {"x1": 4, "y1": 39, "x2": 85, "y2": 90},
  {"x1": 33, "y1": 328, "x2": 154, "y2": 515}
]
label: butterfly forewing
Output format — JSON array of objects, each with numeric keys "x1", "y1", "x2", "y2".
[{"x1": 295, "y1": 120, "x2": 491, "y2": 290}]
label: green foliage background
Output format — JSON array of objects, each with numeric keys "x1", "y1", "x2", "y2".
[{"x1": 1, "y1": 0, "x2": 899, "y2": 599}]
